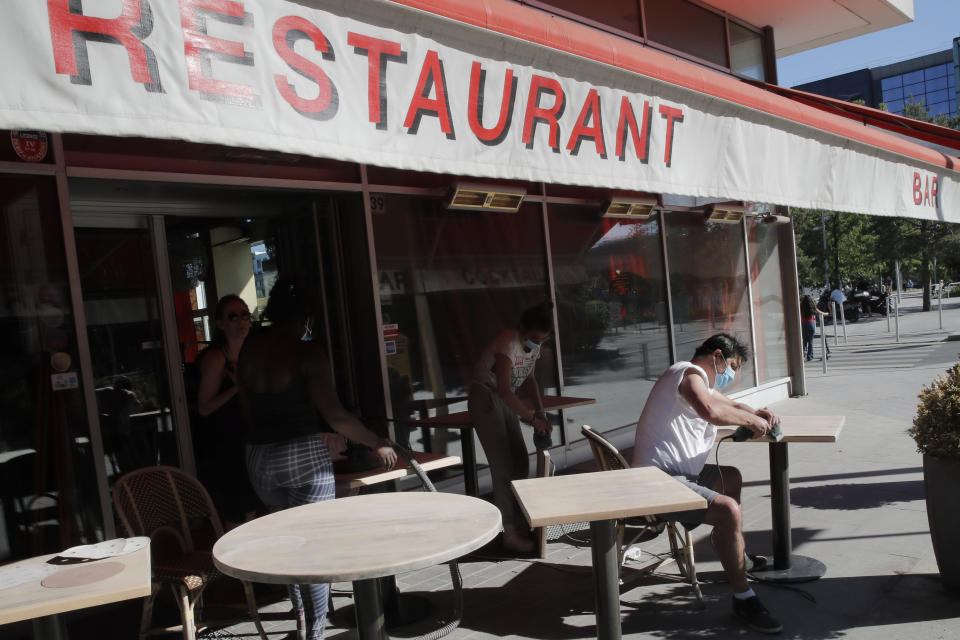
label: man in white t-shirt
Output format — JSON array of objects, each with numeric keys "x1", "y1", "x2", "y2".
[{"x1": 633, "y1": 333, "x2": 782, "y2": 634}]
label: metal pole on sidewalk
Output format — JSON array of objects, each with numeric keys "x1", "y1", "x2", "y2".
[
  {"x1": 894, "y1": 295, "x2": 901, "y2": 343},
  {"x1": 895, "y1": 260, "x2": 902, "y2": 306},
  {"x1": 939, "y1": 284, "x2": 943, "y2": 330},
  {"x1": 839, "y1": 301, "x2": 847, "y2": 343},
  {"x1": 886, "y1": 297, "x2": 891, "y2": 332},
  {"x1": 819, "y1": 313, "x2": 828, "y2": 373},
  {"x1": 831, "y1": 300, "x2": 837, "y2": 344}
]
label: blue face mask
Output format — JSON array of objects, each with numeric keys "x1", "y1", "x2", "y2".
[
  {"x1": 713, "y1": 355, "x2": 736, "y2": 391},
  {"x1": 523, "y1": 338, "x2": 541, "y2": 352}
]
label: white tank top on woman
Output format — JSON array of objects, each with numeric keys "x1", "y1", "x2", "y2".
[{"x1": 632, "y1": 362, "x2": 717, "y2": 477}]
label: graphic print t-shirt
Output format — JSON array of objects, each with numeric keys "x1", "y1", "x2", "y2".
[{"x1": 472, "y1": 329, "x2": 539, "y2": 392}]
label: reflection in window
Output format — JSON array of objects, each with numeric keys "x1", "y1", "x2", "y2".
[
  {"x1": 924, "y1": 64, "x2": 947, "y2": 80},
  {"x1": 882, "y1": 87, "x2": 903, "y2": 103},
  {"x1": 730, "y1": 22, "x2": 765, "y2": 81},
  {"x1": 664, "y1": 213, "x2": 754, "y2": 390},
  {"x1": 644, "y1": 0, "x2": 728, "y2": 67},
  {"x1": 537, "y1": 0, "x2": 641, "y2": 36},
  {"x1": 903, "y1": 70, "x2": 924, "y2": 85},
  {"x1": 547, "y1": 205, "x2": 670, "y2": 439},
  {"x1": 880, "y1": 75, "x2": 902, "y2": 90},
  {"x1": 1, "y1": 175, "x2": 101, "y2": 560},
  {"x1": 372, "y1": 196, "x2": 553, "y2": 455},
  {"x1": 747, "y1": 218, "x2": 788, "y2": 382}
]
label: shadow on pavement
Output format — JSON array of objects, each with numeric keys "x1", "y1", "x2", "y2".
[{"x1": 787, "y1": 480, "x2": 925, "y2": 510}]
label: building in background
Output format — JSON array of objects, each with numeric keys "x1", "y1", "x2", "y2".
[{"x1": 793, "y1": 36, "x2": 960, "y2": 117}]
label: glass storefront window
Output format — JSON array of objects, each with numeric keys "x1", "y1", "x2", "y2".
[
  {"x1": 729, "y1": 22, "x2": 765, "y2": 81},
  {"x1": 644, "y1": 0, "x2": 728, "y2": 67},
  {"x1": 547, "y1": 205, "x2": 670, "y2": 440},
  {"x1": 537, "y1": 0, "x2": 641, "y2": 36},
  {"x1": 664, "y1": 212, "x2": 754, "y2": 390},
  {"x1": 747, "y1": 217, "x2": 789, "y2": 383},
  {"x1": 0, "y1": 175, "x2": 101, "y2": 560},
  {"x1": 372, "y1": 195, "x2": 554, "y2": 456}
]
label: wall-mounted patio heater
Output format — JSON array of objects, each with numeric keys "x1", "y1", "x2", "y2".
[{"x1": 446, "y1": 183, "x2": 526, "y2": 213}]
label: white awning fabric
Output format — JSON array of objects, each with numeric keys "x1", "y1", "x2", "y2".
[{"x1": 0, "y1": 0, "x2": 956, "y2": 221}]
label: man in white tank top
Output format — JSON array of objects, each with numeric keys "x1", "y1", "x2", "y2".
[{"x1": 633, "y1": 334, "x2": 783, "y2": 634}]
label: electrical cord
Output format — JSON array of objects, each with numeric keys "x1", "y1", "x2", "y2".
[{"x1": 714, "y1": 432, "x2": 816, "y2": 603}]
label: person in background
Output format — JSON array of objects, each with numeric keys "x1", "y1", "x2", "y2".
[
  {"x1": 239, "y1": 277, "x2": 397, "y2": 640},
  {"x1": 468, "y1": 301, "x2": 554, "y2": 554},
  {"x1": 195, "y1": 294, "x2": 260, "y2": 525},
  {"x1": 799, "y1": 293, "x2": 817, "y2": 362},
  {"x1": 800, "y1": 292, "x2": 829, "y2": 362},
  {"x1": 633, "y1": 333, "x2": 782, "y2": 634},
  {"x1": 830, "y1": 281, "x2": 846, "y2": 307}
]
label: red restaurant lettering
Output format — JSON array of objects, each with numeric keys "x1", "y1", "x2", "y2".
[
  {"x1": 522, "y1": 75, "x2": 565, "y2": 152},
  {"x1": 615, "y1": 97, "x2": 652, "y2": 163},
  {"x1": 180, "y1": 0, "x2": 256, "y2": 105},
  {"x1": 272, "y1": 17, "x2": 338, "y2": 120},
  {"x1": 468, "y1": 62, "x2": 516, "y2": 146},
  {"x1": 43, "y1": 5, "x2": 684, "y2": 168},
  {"x1": 47, "y1": 0, "x2": 161, "y2": 89},
  {"x1": 348, "y1": 32, "x2": 405, "y2": 129},
  {"x1": 659, "y1": 105, "x2": 684, "y2": 167},
  {"x1": 567, "y1": 88, "x2": 606, "y2": 158},
  {"x1": 403, "y1": 50, "x2": 455, "y2": 138}
]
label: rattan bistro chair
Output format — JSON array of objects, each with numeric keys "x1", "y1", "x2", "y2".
[
  {"x1": 112, "y1": 465, "x2": 269, "y2": 640},
  {"x1": 580, "y1": 425, "x2": 704, "y2": 606}
]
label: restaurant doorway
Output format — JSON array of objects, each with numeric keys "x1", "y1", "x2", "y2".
[
  {"x1": 73, "y1": 218, "x2": 180, "y2": 489},
  {"x1": 68, "y1": 180, "x2": 382, "y2": 516}
]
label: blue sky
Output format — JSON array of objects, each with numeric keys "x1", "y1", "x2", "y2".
[{"x1": 777, "y1": 0, "x2": 960, "y2": 88}]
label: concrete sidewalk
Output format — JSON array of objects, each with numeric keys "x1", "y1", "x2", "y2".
[{"x1": 219, "y1": 293, "x2": 960, "y2": 640}]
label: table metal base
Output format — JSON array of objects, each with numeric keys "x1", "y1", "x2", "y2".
[
  {"x1": 333, "y1": 576, "x2": 434, "y2": 634},
  {"x1": 589, "y1": 519, "x2": 621, "y2": 640},
  {"x1": 33, "y1": 614, "x2": 68, "y2": 640},
  {"x1": 334, "y1": 593, "x2": 434, "y2": 629},
  {"x1": 751, "y1": 554, "x2": 826, "y2": 583}
]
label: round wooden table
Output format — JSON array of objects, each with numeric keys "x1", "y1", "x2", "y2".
[{"x1": 212, "y1": 492, "x2": 501, "y2": 640}]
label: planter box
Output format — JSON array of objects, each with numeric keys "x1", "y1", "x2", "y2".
[{"x1": 923, "y1": 454, "x2": 960, "y2": 592}]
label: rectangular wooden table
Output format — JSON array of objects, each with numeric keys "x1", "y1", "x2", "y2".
[
  {"x1": 408, "y1": 395, "x2": 596, "y2": 496},
  {"x1": 512, "y1": 468, "x2": 706, "y2": 640},
  {"x1": 0, "y1": 544, "x2": 151, "y2": 639},
  {"x1": 335, "y1": 451, "x2": 461, "y2": 489},
  {"x1": 716, "y1": 415, "x2": 844, "y2": 582}
]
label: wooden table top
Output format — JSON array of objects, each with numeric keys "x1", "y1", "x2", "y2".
[
  {"x1": 511, "y1": 467, "x2": 707, "y2": 528},
  {"x1": 715, "y1": 415, "x2": 845, "y2": 443},
  {"x1": 213, "y1": 492, "x2": 501, "y2": 584},
  {"x1": 409, "y1": 395, "x2": 596, "y2": 427},
  {"x1": 0, "y1": 545, "x2": 151, "y2": 625},
  {"x1": 336, "y1": 451, "x2": 461, "y2": 488}
]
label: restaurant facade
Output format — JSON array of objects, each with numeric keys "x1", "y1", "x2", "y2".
[{"x1": 1, "y1": 0, "x2": 958, "y2": 561}]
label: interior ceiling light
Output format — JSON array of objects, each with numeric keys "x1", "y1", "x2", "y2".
[
  {"x1": 705, "y1": 203, "x2": 745, "y2": 223},
  {"x1": 602, "y1": 197, "x2": 658, "y2": 219},
  {"x1": 447, "y1": 183, "x2": 526, "y2": 213}
]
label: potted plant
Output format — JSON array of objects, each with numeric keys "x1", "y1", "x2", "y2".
[{"x1": 908, "y1": 360, "x2": 960, "y2": 592}]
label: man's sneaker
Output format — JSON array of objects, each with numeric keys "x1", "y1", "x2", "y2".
[{"x1": 733, "y1": 595, "x2": 782, "y2": 634}]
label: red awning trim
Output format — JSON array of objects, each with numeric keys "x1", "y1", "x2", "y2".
[
  {"x1": 386, "y1": 0, "x2": 960, "y2": 172},
  {"x1": 755, "y1": 83, "x2": 960, "y2": 152}
]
